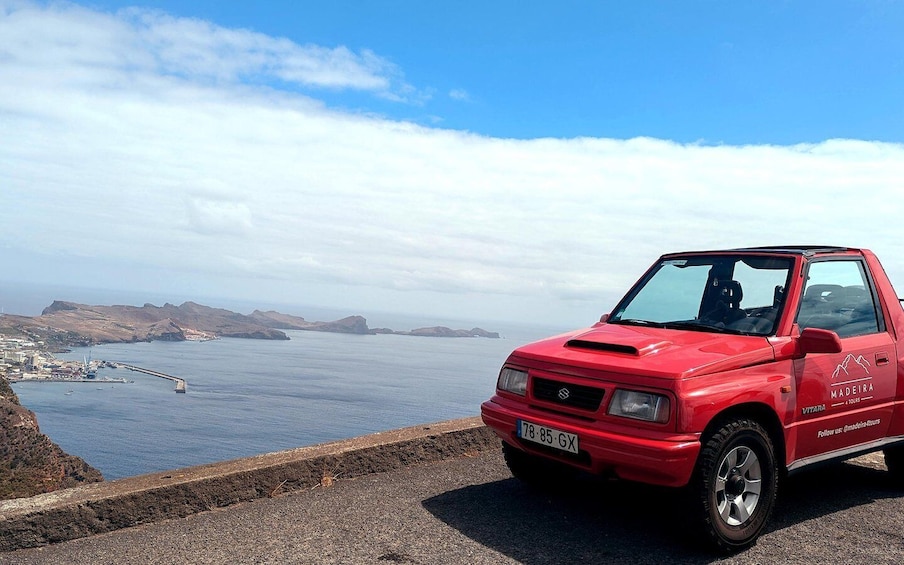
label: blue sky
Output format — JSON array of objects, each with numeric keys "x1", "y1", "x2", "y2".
[
  {"x1": 83, "y1": 0, "x2": 904, "y2": 144},
  {"x1": 2, "y1": 1, "x2": 903, "y2": 328}
]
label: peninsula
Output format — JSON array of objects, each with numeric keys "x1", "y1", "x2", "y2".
[{"x1": 0, "y1": 301, "x2": 499, "y2": 348}]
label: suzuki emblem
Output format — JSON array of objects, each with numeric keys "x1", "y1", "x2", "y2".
[{"x1": 558, "y1": 387, "x2": 571, "y2": 400}]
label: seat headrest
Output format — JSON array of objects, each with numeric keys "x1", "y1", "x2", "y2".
[{"x1": 718, "y1": 279, "x2": 743, "y2": 301}]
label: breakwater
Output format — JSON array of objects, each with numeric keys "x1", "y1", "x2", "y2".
[{"x1": 119, "y1": 364, "x2": 187, "y2": 393}]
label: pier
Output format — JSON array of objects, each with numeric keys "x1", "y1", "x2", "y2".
[{"x1": 119, "y1": 364, "x2": 187, "y2": 393}]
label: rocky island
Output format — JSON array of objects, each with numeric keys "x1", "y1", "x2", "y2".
[{"x1": 0, "y1": 301, "x2": 499, "y2": 348}]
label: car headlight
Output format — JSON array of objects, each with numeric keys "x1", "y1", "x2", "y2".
[
  {"x1": 497, "y1": 368, "x2": 528, "y2": 396},
  {"x1": 608, "y1": 389, "x2": 670, "y2": 423}
]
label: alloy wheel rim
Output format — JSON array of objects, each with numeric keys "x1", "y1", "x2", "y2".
[{"x1": 714, "y1": 445, "x2": 762, "y2": 526}]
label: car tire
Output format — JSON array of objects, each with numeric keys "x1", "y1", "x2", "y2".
[
  {"x1": 691, "y1": 418, "x2": 778, "y2": 553},
  {"x1": 884, "y1": 445, "x2": 904, "y2": 485},
  {"x1": 502, "y1": 441, "x2": 576, "y2": 490}
]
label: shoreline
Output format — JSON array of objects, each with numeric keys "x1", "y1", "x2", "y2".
[{"x1": 7, "y1": 377, "x2": 131, "y2": 384}]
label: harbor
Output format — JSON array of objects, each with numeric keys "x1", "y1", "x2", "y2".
[{"x1": 2, "y1": 339, "x2": 185, "y2": 392}]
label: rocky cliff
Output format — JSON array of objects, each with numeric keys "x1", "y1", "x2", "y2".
[
  {"x1": 0, "y1": 377, "x2": 103, "y2": 500},
  {"x1": 7, "y1": 301, "x2": 289, "y2": 346}
]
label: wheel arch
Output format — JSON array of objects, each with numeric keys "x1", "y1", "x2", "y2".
[{"x1": 699, "y1": 402, "x2": 787, "y2": 471}]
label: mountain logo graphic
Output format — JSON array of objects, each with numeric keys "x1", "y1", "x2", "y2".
[{"x1": 832, "y1": 354, "x2": 871, "y2": 379}]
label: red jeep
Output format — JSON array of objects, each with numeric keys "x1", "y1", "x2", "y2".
[{"x1": 481, "y1": 246, "x2": 904, "y2": 551}]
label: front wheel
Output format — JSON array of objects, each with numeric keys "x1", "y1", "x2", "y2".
[{"x1": 691, "y1": 419, "x2": 778, "y2": 553}]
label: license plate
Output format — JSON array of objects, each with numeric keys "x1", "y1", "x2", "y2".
[{"x1": 517, "y1": 419, "x2": 579, "y2": 454}]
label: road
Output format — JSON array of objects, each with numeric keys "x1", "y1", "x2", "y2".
[{"x1": 4, "y1": 449, "x2": 902, "y2": 564}]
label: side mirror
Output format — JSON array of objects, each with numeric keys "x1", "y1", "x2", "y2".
[
  {"x1": 798, "y1": 327, "x2": 843, "y2": 355},
  {"x1": 599, "y1": 313, "x2": 610, "y2": 323}
]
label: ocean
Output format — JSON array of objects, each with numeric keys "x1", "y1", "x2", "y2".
[{"x1": 10, "y1": 323, "x2": 566, "y2": 480}]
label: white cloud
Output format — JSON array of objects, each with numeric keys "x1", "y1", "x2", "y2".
[
  {"x1": 127, "y1": 10, "x2": 402, "y2": 91},
  {"x1": 185, "y1": 197, "x2": 253, "y2": 236},
  {"x1": 0, "y1": 1, "x2": 411, "y2": 94},
  {"x1": 1, "y1": 2, "x2": 903, "y2": 327},
  {"x1": 449, "y1": 88, "x2": 471, "y2": 101}
]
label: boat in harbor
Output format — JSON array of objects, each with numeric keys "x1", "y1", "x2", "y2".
[{"x1": 84, "y1": 352, "x2": 97, "y2": 379}]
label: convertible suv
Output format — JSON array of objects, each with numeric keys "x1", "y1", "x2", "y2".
[{"x1": 481, "y1": 246, "x2": 904, "y2": 551}]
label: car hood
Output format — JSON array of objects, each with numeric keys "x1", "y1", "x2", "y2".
[{"x1": 509, "y1": 322, "x2": 776, "y2": 381}]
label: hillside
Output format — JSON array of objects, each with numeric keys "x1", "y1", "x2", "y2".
[
  {"x1": 4, "y1": 301, "x2": 289, "y2": 347},
  {"x1": 0, "y1": 377, "x2": 103, "y2": 500},
  {"x1": 248, "y1": 310, "x2": 370, "y2": 333}
]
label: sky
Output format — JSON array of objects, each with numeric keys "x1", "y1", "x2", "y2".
[{"x1": 2, "y1": 0, "x2": 904, "y2": 329}]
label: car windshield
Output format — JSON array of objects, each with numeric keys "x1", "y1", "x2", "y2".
[{"x1": 609, "y1": 255, "x2": 794, "y2": 336}]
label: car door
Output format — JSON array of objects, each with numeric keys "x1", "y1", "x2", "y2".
[{"x1": 791, "y1": 258, "x2": 896, "y2": 462}]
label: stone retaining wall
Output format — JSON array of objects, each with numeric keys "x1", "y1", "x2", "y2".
[{"x1": 0, "y1": 417, "x2": 497, "y2": 552}]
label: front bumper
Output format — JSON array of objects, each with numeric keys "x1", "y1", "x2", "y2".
[{"x1": 481, "y1": 398, "x2": 701, "y2": 488}]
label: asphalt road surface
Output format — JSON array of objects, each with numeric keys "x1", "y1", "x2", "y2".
[{"x1": 4, "y1": 449, "x2": 902, "y2": 564}]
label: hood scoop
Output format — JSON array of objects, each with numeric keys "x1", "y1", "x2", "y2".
[{"x1": 565, "y1": 339, "x2": 639, "y2": 355}]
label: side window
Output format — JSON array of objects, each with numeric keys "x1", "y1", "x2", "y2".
[{"x1": 797, "y1": 261, "x2": 880, "y2": 338}]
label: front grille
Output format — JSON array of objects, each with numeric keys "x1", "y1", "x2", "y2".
[{"x1": 532, "y1": 377, "x2": 604, "y2": 411}]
